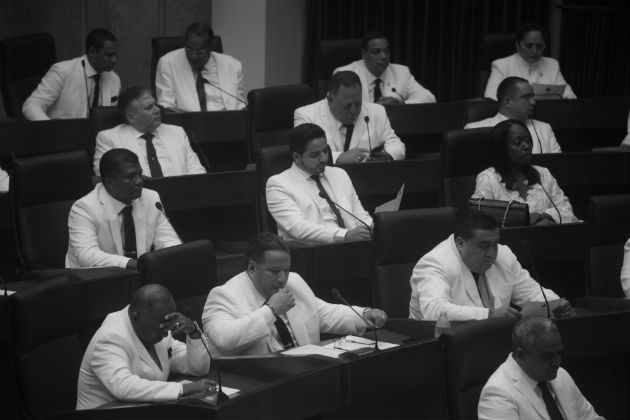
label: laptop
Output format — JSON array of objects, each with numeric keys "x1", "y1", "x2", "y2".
[{"x1": 532, "y1": 83, "x2": 566, "y2": 100}]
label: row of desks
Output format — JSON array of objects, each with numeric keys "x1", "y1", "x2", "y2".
[
  {"x1": 53, "y1": 308, "x2": 629, "y2": 419},
  {"x1": 1, "y1": 97, "x2": 628, "y2": 164}
]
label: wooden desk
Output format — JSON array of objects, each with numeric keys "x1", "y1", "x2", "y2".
[{"x1": 0, "y1": 118, "x2": 92, "y2": 156}]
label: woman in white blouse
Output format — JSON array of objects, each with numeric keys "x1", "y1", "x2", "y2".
[{"x1": 472, "y1": 119, "x2": 579, "y2": 225}]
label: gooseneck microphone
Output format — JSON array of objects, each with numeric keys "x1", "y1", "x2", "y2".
[
  {"x1": 390, "y1": 87, "x2": 405, "y2": 102},
  {"x1": 331, "y1": 288, "x2": 379, "y2": 352},
  {"x1": 201, "y1": 77, "x2": 248, "y2": 108},
  {"x1": 318, "y1": 192, "x2": 372, "y2": 238},
  {"x1": 520, "y1": 239, "x2": 551, "y2": 318},
  {"x1": 529, "y1": 119, "x2": 544, "y2": 154},
  {"x1": 81, "y1": 60, "x2": 90, "y2": 117},
  {"x1": 538, "y1": 183, "x2": 563, "y2": 224},
  {"x1": 364, "y1": 115, "x2": 373, "y2": 154},
  {"x1": 190, "y1": 319, "x2": 229, "y2": 403},
  {"x1": 155, "y1": 202, "x2": 184, "y2": 244},
  {"x1": 188, "y1": 131, "x2": 212, "y2": 172}
]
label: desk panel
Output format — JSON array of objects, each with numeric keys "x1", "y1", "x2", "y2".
[{"x1": 0, "y1": 118, "x2": 92, "y2": 156}]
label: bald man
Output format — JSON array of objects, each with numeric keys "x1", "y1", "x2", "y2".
[
  {"x1": 77, "y1": 284, "x2": 212, "y2": 409},
  {"x1": 478, "y1": 316, "x2": 602, "y2": 420}
]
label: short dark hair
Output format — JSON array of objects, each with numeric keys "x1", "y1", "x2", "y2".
[
  {"x1": 454, "y1": 209, "x2": 499, "y2": 240},
  {"x1": 245, "y1": 232, "x2": 289, "y2": 269},
  {"x1": 361, "y1": 31, "x2": 387, "y2": 50},
  {"x1": 129, "y1": 284, "x2": 175, "y2": 313},
  {"x1": 185, "y1": 22, "x2": 214, "y2": 46},
  {"x1": 512, "y1": 315, "x2": 559, "y2": 352},
  {"x1": 328, "y1": 70, "x2": 362, "y2": 95},
  {"x1": 496, "y1": 76, "x2": 528, "y2": 102},
  {"x1": 100, "y1": 148, "x2": 140, "y2": 180},
  {"x1": 515, "y1": 22, "x2": 547, "y2": 43},
  {"x1": 86, "y1": 28, "x2": 116, "y2": 52},
  {"x1": 117, "y1": 86, "x2": 151, "y2": 121},
  {"x1": 289, "y1": 123, "x2": 326, "y2": 155},
  {"x1": 488, "y1": 119, "x2": 540, "y2": 189}
]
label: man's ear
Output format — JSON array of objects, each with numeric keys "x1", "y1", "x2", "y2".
[
  {"x1": 128, "y1": 308, "x2": 139, "y2": 322},
  {"x1": 513, "y1": 347, "x2": 526, "y2": 364},
  {"x1": 246, "y1": 260, "x2": 256, "y2": 277}
]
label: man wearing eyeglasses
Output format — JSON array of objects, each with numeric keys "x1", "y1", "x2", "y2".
[
  {"x1": 334, "y1": 32, "x2": 435, "y2": 106},
  {"x1": 484, "y1": 22, "x2": 577, "y2": 101},
  {"x1": 156, "y1": 22, "x2": 246, "y2": 112}
]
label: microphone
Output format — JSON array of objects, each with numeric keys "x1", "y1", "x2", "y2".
[
  {"x1": 318, "y1": 192, "x2": 372, "y2": 238},
  {"x1": 364, "y1": 116, "x2": 373, "y2": 156},
  {"x1": 201, "y1": 77, "x2": 248, "y2": 108},
  {"x1": 539, "y1": 183, "x2": 563, "y2": 224},
  {"x1": 155, "y1": 202, "x2": 184, "y2": 244},
  {"x1": 187, "y1": 131, "x2": 211, "y2": 172},
  {"x1": 81, "y1": 60, "x2": 90, "y2": 117},
  {"x1": 520, "y1": 239, "x2": 551, "y2": 318},
  {"x1": 390, "y1": 87, "x2": 405, "y2": 102},
  {"x1": 529, "y1": 119, "x2": 544, "y2": 154},
  {"x1": 331, "y1": 288, "x2": 378, "y2": 352},
  {"x1": 182, "y1": 308, "x2": 229, "y2": 403}
]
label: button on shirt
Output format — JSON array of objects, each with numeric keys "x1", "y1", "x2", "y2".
[
  {"x1": 196, "y1": 55, "x2": 226, "y2": 111},
  {"x1": 126, "y1": 126, "x2": 177, "y2": 176},
  {"x1": 102, "y1": 191, "x2": 135, "y2": 257}
]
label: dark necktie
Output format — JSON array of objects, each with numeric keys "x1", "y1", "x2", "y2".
[
  {"x1": 121, "y1": 205, "x2": 137, "y2": 259},
  {"x1": 311, "y1": 175, "x2": 345, "y2": 228},
  {"x1": 374, "y1": 78, "x2": 382, "y2": 102},
  {"x1": 538, "y1": 382, "x2": 564, "y2": 420},
  {"x1": 140, "y1": 133, "x2": 164, "y2": 178},
  {"x1": 343, "y1": 124, "x2": 354, "y2": 151},
  {"x1": 274, "y1": 316, "x2": 295, "y2": 349},
  {"x1": 195, "y1": 67, "x2": 207, "y2": 111},
  {"x1": 91, "y1": 74, "x2": 101, "y2": 109}
]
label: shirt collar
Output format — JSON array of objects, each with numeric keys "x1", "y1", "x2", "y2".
[
  {"x1": 508, "y1": 353, "x2": 539, "y2": 391},
  {"x1": 515, "y1": 53, "x2": 541, "y2": 71},
  {"x1": 101, "y1": 184, "x2": 133, "y2": 215},
  {"x1": 290, "y1": 161, "x2": 326, "y2": 180},
  {"x1": 82, "y1": 55, "x2": 98, "y2": 78},
  {"x1": 127, "y1": 124, "x2": 159, "y2": 139}
]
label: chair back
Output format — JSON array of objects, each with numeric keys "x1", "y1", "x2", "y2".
[
  {"x1": 10, "y1": 150, "x2": 94, "y2": 268},
  {"x1": 462, "y1": 102, "x2": 497, "y2": 127},
  {"x1": 247, "y1": 84, "x2": 315, "y2": 160},
  {"x1": 256, "y1": 146, "x2": 293, "y2": 232},
  {"x1": 477, "y1": 33, "x2": 514, "y2": 97},
  {"x1": 440, "y1": 317, "x2": 514, "y2": 420},
  {"x1": 373, "y1": 208, "x2": 457, "y2": 317},
  {"x1": 150, "y1": 35, "x2": 223, "y2": 95},
  {"x1": 138, "y1": 240, "x2": 217, "y2": 324},
  {"x1": 439, "y1": 128, "x2": 492, "y2": 208},
  {"x1": 587, "y1": 194, "x2": 630, "y2": 296},
  {"x1": 314, "y1": 39, "x2": 361, "y2": 97},
  {"x1": 91, "y1": 105, "x2": 123, "y2": 136},
  {"x1": 0, "y1": 33, "x2": 56, "y2": 118},
  {"x1": 11, "y1": 277, "x2": 83, "y2": 418}
]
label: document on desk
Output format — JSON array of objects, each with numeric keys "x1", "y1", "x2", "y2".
[
  {"x1": 322, "y1": 335, "x2": 399, "y2": 352},
  {"x1": 375, "y1": 183, "x2": 405, "y2": 213},
  {"x1": 282, "y1": 344, "x2": 346, "y2": 358},
  {"x1": 520, "y1": 299, "x2": 564, "y2": 316},
  {"x1": 1, "y1": 289, "x2": 15, "y2": 296}
]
